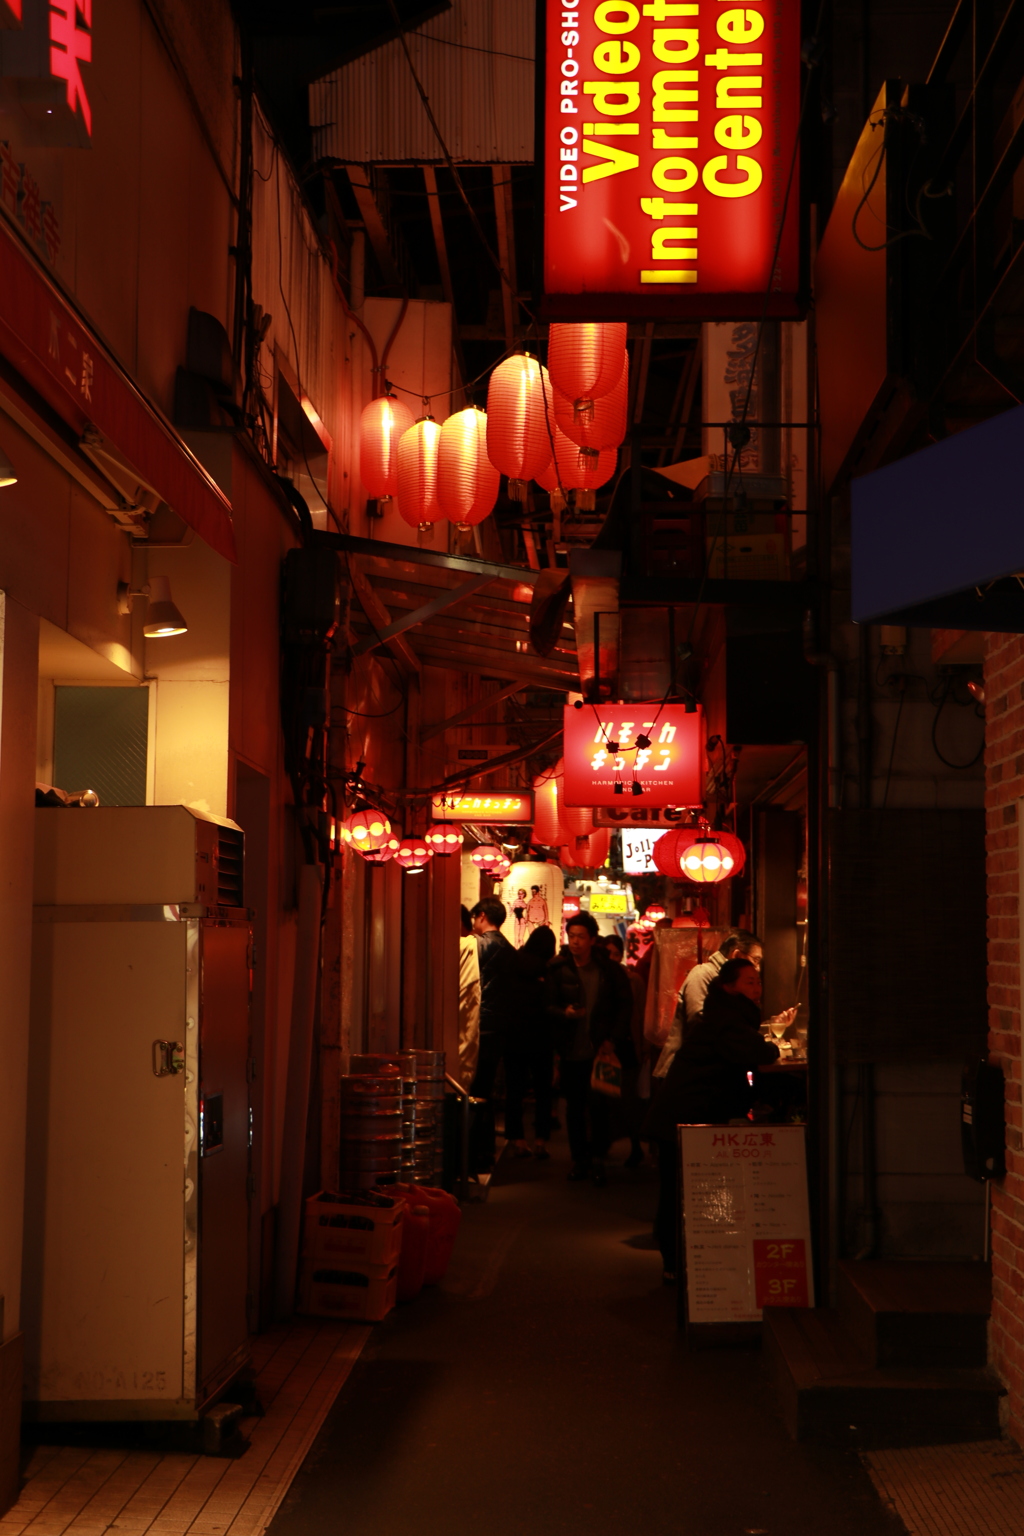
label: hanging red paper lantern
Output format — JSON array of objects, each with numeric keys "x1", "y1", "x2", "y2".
[
  {"x1": 547, "y1": 322, "x2": 627, "y2": 418},
  {"x1": 362, "y1": 828, "x2": 400, "y2": 865},
  {"x1": 559, "y1": 798, "x2": 594, "y2": 842},
  {"x1": 644, "y1": 903, "x2": 667, "y2": 924},
  {"x1": 437, "y1": 407, "x2": 500, "y2": 529},
  {"x1": 424, "y1": 823, "x2": 464, "y2": 856},
  {"x1": 492, "y1": 855, "x2": 512, "y2": 879},
  {"x1": 470, "y1": 844, "x2": 502, "y2": 871},
  {"x1": 553, "y1": 353, "x2": 628, "y2": 454},
  {"x1": 713, "y1": 830, "x2": 747, "y2": 877},
  {"x1": 395, "y1": 833, "x2": 432, "y2": 872},
  {"x1": 559, "y1": 827, "x2": 610, "y2": 873},
  {"x1": 359, "y1": 394, "x2": 415, "y2": 501},
  {"x1": 485, "y1": 353, "x2": 554, "y2": 501},
  {"x1": 536, "y1": 425, "x2": 616, "y2": 512},
  {"x1": 397, "y1": 418, "x2": 443, "y2": 530},
  {"x1": 679, "y1": 830, "x2": 736, "y2": 884},
  {"x1": 532, "y1": 761, "x2": 563, "y2": 847},
  {"x1": 651, "y1": 827, "x2": 695, "y2": 878},
  {"x1": 341, "y1": 804, "x2": 392, "y2": 855}
]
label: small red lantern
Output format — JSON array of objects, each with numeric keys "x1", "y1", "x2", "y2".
[
  {"x1": 532, "y1": 761, "x2": 563, "y2": 847},
  {"x1": 559, "y1": 799, "x2": 594, "y2": 842},
  {"x1": 437, "y1": 407, "x2": 500, "y2": 529},
  {"x1": 485, "y1": 353, "x2": 554, "y2": 501},
  {"x1": 395, "y1": 834, "x2": 432, "y2": 872},
  {"x1": 425, "y1": 823, "x2": 464, "y2": 856},
  {"x1": 397, "y1": 418, "x2": 443, "y2": 530},
  {"x1": 536, "y1": 424, "x2": 616, "y2": 513},
  {"x1": 492, "y1": 855, "x2": 512, "y2": 879},
  {"x1": 363, "y1": 829, "x2": 400, "y2": 865},
  {"x1": 644, "y1": 903, "x2": 667, "y2": 924},
  {"x1": 471, "y1": 844, "x2": 502, "y2": 871},
  {"x1": 553, "y1": 353, "x2": 627, "y2": 454},
  {"x1": 341, "y1": 804, "x2": 392, "y2": 855},
  {"x1": 359, "y1": 393, "x2": 415, "y2": 501},
  {"x1": 560, "y1": 827, "x2": 610, "y2": 872},
  {"x1": 547, "y1": 322, "x2": 627, "y2": 417},
  {"x1": 651, "y1": 827, "x2": 694, "y2": 878},
  {"x1": 679, "y1": 829, "x2": 736, "y2": 884}
]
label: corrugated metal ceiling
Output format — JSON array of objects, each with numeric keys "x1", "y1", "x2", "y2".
[{"x1": 309, "y1": 0, "x2": 534, "y2": 165}]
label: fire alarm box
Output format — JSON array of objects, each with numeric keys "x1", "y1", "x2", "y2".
[{"x1": 961, "y1": 1058, "x2": 1006, "y2": 1182}]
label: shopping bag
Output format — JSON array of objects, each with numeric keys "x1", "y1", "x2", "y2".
[{"x1": 590, "y1": 1041, "x2": 623, "y2": 1097}]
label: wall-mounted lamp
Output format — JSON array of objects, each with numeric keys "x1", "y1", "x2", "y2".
[
  {"x1": 117, "y1": 575, "x2": 188, "y2": 637},
  {"x1": 0, "y1": 444, "x2": 16, "y2": 488}
]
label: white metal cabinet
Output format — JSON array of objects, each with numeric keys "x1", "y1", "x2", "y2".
[{"x1": 23, "y1": 808, "x2": 252, "y2": 1421}]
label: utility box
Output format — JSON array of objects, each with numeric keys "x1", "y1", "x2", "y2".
[{"x1": 24, "y1": 807, "x2": 252, "y2": 1421}]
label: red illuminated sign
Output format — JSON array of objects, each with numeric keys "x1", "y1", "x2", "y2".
[
  {"x1": 0, "y1": 0, "x2": 91, "y2": 145},
  {"x1": 1, "y1": 1, "x2": 23, "y2": 29},
  {"x1": 753, "y1": 1238, "x2": 809, "y2": 1308},
  {"x1": 430, "y1": 791, "x2": 534, "y2": 825},
  {"x1": 562, "y1": 703, "x2": 704, "y2": 807},
  {"x1": 542, "y1": 1, "x2": 801, "y2": 318}
]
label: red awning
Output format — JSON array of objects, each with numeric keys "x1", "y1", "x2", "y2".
[{"x1": 0, "y1": 216, "x2": 237, "y2": 561}]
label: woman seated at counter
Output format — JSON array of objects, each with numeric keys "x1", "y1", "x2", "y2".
[{"x1": 645, "y1": 957, "x2": 781, "y2": 1281}]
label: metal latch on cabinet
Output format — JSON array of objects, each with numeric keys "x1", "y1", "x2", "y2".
[{"x1": 153, "y1": 1040, "x2": 185, "y2": 1076}]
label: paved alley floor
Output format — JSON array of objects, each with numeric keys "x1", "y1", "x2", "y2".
[{"x1": 269, "y1": 1134, "x2": 903, "y2": 1536}]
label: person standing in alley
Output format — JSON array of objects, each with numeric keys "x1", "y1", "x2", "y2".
[
  {"x1": 458, "y1": 904, "x2": 481, "y2": 1090},
  {"x1": 653, "y1": 929, "x2": 763, "y2": 1083},
  {"x1": 546, "y1": 910, "x2": 634, "y2": 1186},
  {"x1": 505, "y1": 924, "x2": 557, "y2": 1159},
  {"x1": 469, "y1": 897, "x2": 517, "y2": 1170}
]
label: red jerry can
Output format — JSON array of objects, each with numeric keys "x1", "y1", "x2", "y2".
[{"x1": 396, "y1": 1204, "x2": 430, "y2": 1303}]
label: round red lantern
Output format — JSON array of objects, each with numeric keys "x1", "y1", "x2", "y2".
[
  {"x1": 536, "y1": 425, "x2": 616, "y2": 512},
  {"x1": 362, "y1": 828, "x2": 400, "y2": 865},
  {"x1": 547, "y1": 322, "x2": 627, "y2": 418},
  {"x1": 359, "y1": 393, "x2": 414, "y2": 501},
  {"x1": 397, "y1": 418, "x2": 443, "y2": 530},
  {"x1": 437, "y1": 407, "x2": 500, "y2": 529},
  {"x1": 424, "y1": 822, "x2": 464, "y2": 856},
  {"x1": 532, "y1": 761, "x2": 563, "y2": 847},
  {"x1": 553, "y1": 353, "x2": 627, "y2": 453},
  {"x1": 714, "y1": 830, "x2": 747, "y2": 877},
  {"x1": 341, "y1": 804, "x2": 392, "y2": 855},
  {"x1": 679, "y1": 831, "x2": 736, "y2": 884},
  {"x1": 559, "y1": 798, "x2": 594, "y2": 842},
  {"x1": 492, "y1": 855, "x2": 512, "y2": 879},
  {"x1": 470, "y1": 844, "x2": 502, "y2": 871},
  {"x1": 485, "y1": 353, "x2": 554, "y2": 501},
  {"x1": 560, "y1": 827, "x2": 610, "y2": 872},
  {"x1": 651, "y1": 827, "x2": 695, "y2": 878},
  {"x1": 644, "y1": 902, "x2": 667, "y2": 924},
  {"x1": 395, "y1": 833, "x2": 432, "y2": 872}
]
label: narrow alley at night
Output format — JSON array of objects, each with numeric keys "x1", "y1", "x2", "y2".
[{"x1": 2, "y1": 2, "x2": 1024, "y2": 1534}]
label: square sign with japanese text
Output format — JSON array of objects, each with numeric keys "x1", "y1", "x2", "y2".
[{"x1": 561, "y1": 702, "x2": 704, "y2": 808}]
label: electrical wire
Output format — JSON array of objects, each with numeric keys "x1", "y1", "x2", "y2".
[{"x1": 931, "y1": 674, "x2": 985, "y2": 769}]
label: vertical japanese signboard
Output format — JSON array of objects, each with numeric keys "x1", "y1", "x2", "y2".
[
  {"x1": 0, "y1": 0, "x2": 92, "y2": 146},
  {"x1": 679, "y1": 1123, "x2": 814, "y2": 1324},
  {"x1": 541, "y1": 1, "x2": 802, "y2": 318}
]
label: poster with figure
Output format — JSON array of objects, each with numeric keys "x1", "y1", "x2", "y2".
[{"x1": 499, "y1": 861, "x2": 563, "y2": 950}]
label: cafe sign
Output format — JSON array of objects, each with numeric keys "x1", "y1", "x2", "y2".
[
  {"x1": 541, "y1": 0, "x2": 801, "y2": 317},
  {"x1": 562, "y1": 702, "x2": 704, "y2": 808}
]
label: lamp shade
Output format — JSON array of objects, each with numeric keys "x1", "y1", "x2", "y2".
[
  {"x1": 485, "y1": 353, "x2": 553, "y2": 500},
  {"x1": 424, "y1": 822, "x2": 464, "y2": 856},
  {"x1": 395, "y1": 833, "x2": 432, "y2": 872},
  {"x1": 559, "y1": 827, "x2": 610, "y2": 873},
  {"x1": 547, "y1": 322, "x2": 627, "y2": 415},
  {"x1": 532, "y1": 762, "x2": 563, "y2": 847},
  {"x1": 679, "y1": 832, "x2": 736, "y2": 884},
  {"x1": 397, "y1": 418, "x2": 443, "y2": 529},
  {"x1": 341, "y1": 804, "x2": 392, "y2": 855},
  {"x1": 553, "y1": 353, "x2": 628, "y2": 453},
  {"x1": 470, "y1": 844, "x2": 502, "y2": 871},
  {"x1": 143, "y1": 575, "x2": 188, "y2": 637},
  {"x1": 437, "y1": 407, "x2": 500, "y2": 528},
  {"x1": 359, "y1": 394, "x2": 414, "y2": 500}
]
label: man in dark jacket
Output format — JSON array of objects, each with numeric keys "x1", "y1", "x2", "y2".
[
  {"x1": 546, "y1": 910, "x2": 635, "y2": 1185},
  {"x1": 645, "y1": 956, "x2": 780, "y2": 1277},
  {"x1": 469, "y1": 897, "x2": 517, "y2": 1170}
]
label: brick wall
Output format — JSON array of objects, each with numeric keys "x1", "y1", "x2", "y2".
[{"x1": 984, "y1": 632, "x2": 1024, "y2": 1445}]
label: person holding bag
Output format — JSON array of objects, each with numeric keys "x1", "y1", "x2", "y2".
[{"x1": 546, "y1": 911, "x2": 635, "y2": 1186}]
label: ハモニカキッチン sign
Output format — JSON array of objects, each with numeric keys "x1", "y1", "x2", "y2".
[{"x1": 541, "y1": 1, "x2": 801, "y2": 318}]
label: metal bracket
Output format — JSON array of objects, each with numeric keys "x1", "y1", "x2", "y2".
[{"x1": 153, "y1": 1039, "x2": 185, "y2": 1076}]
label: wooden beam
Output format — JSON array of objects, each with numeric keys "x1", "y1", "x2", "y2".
[
  {"x1": 423, "y1": 166, "x2": 454, "y2": 302},
  {"x1": 420, "y1": 680, "x2": 529, "y2": 742},
  {"x1": 351, "y1": 574, "x2": 492, "y2": 656},
  {"x1": 346, "y1": 556, "x2": 420, "y2": 677},
  {"x1": 492, "y1": 165, "x2": 517, "y2": 350},
  {"x1": 344, "y1": 166, "x2": 402, "y2": 287},
  {"x1": 630, "y1": 320, "x2": 655, "y2": 427}
]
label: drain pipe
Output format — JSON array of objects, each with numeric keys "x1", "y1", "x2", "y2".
[
  {"x1": 274, "y1": 861, "x2": 325, "y2": 1319},
  {"x1": 801, "y1": 611, "x2": 841, "y2": 808}
]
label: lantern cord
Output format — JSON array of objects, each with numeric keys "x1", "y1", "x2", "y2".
[
  {"x1": 383, "y1": 0, "x2": 529, "y2": 321},
  {"x1": 384, "y1": 345, "x2": 517, "y2": 406}
]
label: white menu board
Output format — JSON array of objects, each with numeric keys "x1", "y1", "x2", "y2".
[{"x1": 680, "y1": 1124, "x2": 815, "y2": 1324}]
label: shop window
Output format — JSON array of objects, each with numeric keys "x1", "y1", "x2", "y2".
[
  {"x1": 275, "y1": 363, "x2": 331, "y2": 530},
  {"x1": 53, "y1": 686, "x2": 149, "y2": 807}
]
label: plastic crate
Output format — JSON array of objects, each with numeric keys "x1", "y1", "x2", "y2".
[
  {"x1": 303, "y1": 1190, "x2": 405, "y2": 1267},
  {"x1": 298, "y1": 1259, "x2": 398, "y2": 1321}
]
